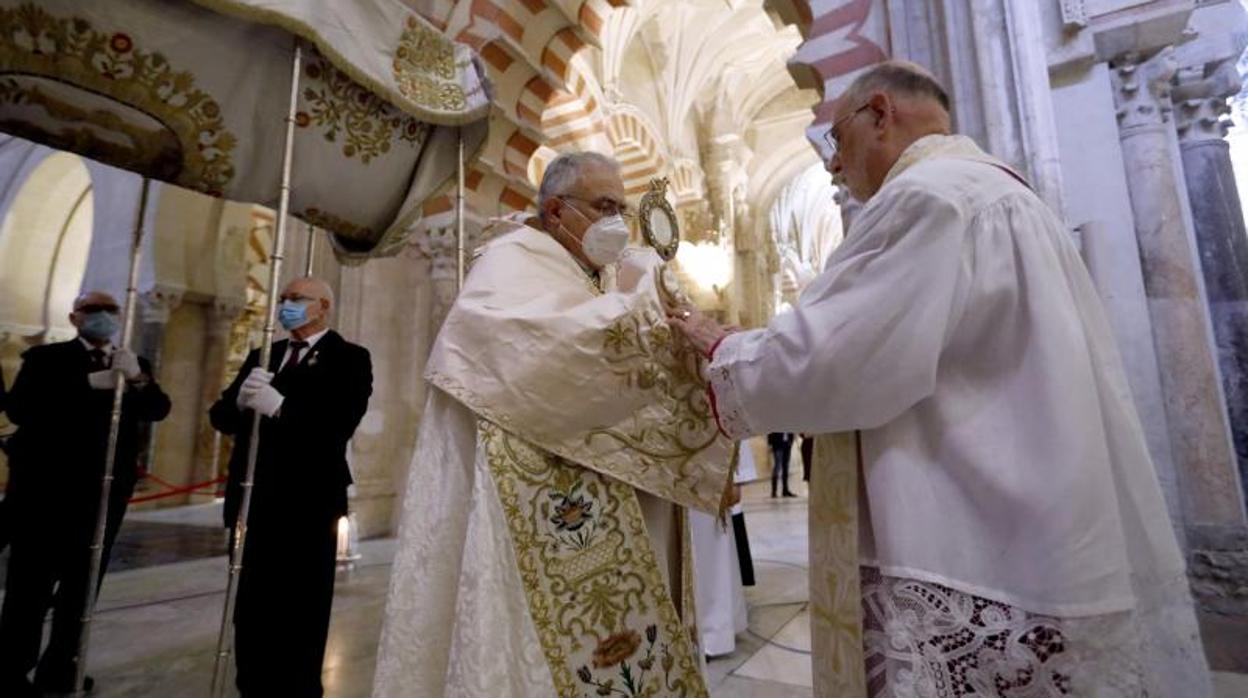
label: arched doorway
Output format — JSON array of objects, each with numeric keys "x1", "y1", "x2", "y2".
[{"x1": 0, "y1": 151, "x2": 94, "y2": 343}]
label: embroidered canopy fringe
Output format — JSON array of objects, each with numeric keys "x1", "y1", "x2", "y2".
[{"x1": 0, "y1": 0, "x2": 490, "y2": 261}]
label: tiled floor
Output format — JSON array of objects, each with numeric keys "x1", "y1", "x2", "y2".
[{"x1": 0, "y1": 482, "x2": 1245, "y2": 696}]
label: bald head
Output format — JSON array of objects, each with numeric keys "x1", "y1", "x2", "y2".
[
  {"x1": 826, "y1": 61, "x2": 953, "y2": 202},
  {"x1": 70, "y1": 290, "x2": 121, "y2": 346},
  {"x1": 73, "y1": 290, "x2": 119, "y2": 312},
  {"x1": 279, "y1": 277, "x2": 333, "y2": 339}
]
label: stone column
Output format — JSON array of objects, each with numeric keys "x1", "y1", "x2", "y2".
[
  {"x1": 133, "y1": 284, "x2": 183, "y2": 484},
  {"x1": 337, "y1": 233, "x2": 443, "y2": 539},
  {"x1": 1174, "y1": 66, "x2": 1248, "y2": 513},
  {"x1": 1111, "y1": 49, "x2": 1247, "y2": 531},
  {"x1": 414, "y1": 226, "x2": 462, "y2": 332},
  {"x1": 187, "y1": 299, "x2": 244, "y2": 503}
]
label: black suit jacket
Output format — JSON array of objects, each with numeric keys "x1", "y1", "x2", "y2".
[
  {"x1": 767, "y1": 432, "x2": 794, "y2": 448},
  {"x1": 210, "y1": 330, "x2": 372, "y2": 530},
  {"x1": 5, "y1": 340, "x2": 170, "y2": 502}
]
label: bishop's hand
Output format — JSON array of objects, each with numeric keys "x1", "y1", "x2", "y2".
[{"x1": 667, "y1": 306, "x2": 733, "y2": 359}]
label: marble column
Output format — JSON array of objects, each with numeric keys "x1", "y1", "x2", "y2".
[
  {"x1": 1174, "y1": 70, "x2": 1248, "y2": 514},
  {"x1": 1112, "y1": 49, "x2": 1247, "y2": 529}
]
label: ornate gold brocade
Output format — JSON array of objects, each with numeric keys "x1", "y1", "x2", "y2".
[
  {"x1": 590, "y1": 306, "x2": 729, "y2": 515},
  {"x1": 0, "y1": 4, "x2": 237, "y2": 196},
  {"x1": 809, "y1": 433, "x2": 866, "y2": 697},
  {"x1": 392, "y1": 16, "x2": 466, "y2": 112},
  {"x1": 299, "y1": 50, "x2": 430, "y2": 164},
  {"x1": 480, "y1": 421, "x2": 707, "y2": 698}
]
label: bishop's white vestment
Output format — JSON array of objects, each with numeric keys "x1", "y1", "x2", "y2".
[
  {"x1": 706, "y1": 135, "x2": 1212, "y2": 697},
  {"x1": 373, "y1": 219, "x2": 733, "y2": 697}
]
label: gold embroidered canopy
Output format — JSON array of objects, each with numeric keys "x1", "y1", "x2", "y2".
[{"x1": 0, "y1": 0, "x2": 490, "y2": 262}]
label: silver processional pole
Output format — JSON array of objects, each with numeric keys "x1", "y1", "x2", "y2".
[
  {"x1": 210, "y1": 41, "x2": 303, "y2": 697},
  {"x1": 304, "y1": 224, "x2": 317, "y2": 277},
  {"x1": 456, "y1": 127, "x2": 465, "y2": 291},
  {"x1": 71, "y1": 177, "x2": 150, "y2": 695}
]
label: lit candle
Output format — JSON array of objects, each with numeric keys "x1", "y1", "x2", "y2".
[{"x1": 336, "y1": 515, "x2": 350, "y2": 559}]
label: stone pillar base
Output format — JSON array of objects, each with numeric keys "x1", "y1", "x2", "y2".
[{"x1": 1188, "y1": 524, "x2": 1248, "y2": 616}]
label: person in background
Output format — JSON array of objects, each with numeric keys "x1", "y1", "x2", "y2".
[
  {"x1": 0, "y1": 291, "x2": 170, "y2": 696},
  {"x1": 799, "y1": 433, "x2": 814, "y2": 482},
  {"x1": 767, "y1": 431, "x2": 795, "y2": 498},
  {"x1": 210, "y1": 276, "x2": 372, "y2": 698}
]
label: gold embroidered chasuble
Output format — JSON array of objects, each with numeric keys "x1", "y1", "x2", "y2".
[{"x1": 375, "y1": 219, "x2": 733, "y2": 697}]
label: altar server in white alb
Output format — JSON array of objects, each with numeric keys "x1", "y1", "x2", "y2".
[{"x1": 670, "y1": 61, "x2": 1212, "y2": 697}]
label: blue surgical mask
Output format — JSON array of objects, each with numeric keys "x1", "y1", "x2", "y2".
[
  {"x1": 79, "y1": 311, "x2": 118, "y2": 342},
  {"x1": 278, "y1": 299, "x2": 313, "y2": 331}
]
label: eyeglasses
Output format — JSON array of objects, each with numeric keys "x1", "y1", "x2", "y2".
[
  {"x1": 822, "y1": 103, "x2": 871, "y2": 156},
  {"x1": 279, "y1": 293, "x2": 319, "y2": 303},
  {"x1": 75, "y1": 303, "x2": 119, "y2": 314},
  {"x1": 561, "y1": 195, "x2": 635, "y2": 221}
]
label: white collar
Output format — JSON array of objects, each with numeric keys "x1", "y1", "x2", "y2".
[{"x1": 289, "y1": 327, "x2": 329, "y2": 349}]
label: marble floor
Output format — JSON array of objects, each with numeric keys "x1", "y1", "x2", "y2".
[{"x1": 0, "y1": 481, "x2": 1245, "y2": 697}]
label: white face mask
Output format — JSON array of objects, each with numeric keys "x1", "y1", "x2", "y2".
[{"x1": 580, "y1": 214, "x2": 630, "y2": 268}]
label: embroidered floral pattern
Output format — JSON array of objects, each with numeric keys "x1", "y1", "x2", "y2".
[
  {"x1": 547, "y1": 478, "x2": 599, "y2": 550},
  {"x1": 575, "y1": 624, "x2": 693, "y2": 697},
  {"x1": 860, "y1": 567, "x2": 1147, "y2": 697},
  {"x1": 589, "y1": 308, "x2": 731, "y2": 515},
  {"x1": 0, "y1": 4, "x2": 236, "y2": 195},
  {"x1": 299, "y1": 49, "x2": 430, "y2": 164},
  {"x1": 392, "y1": 16, "x2": 466, "y2": 111},
  {"x1": 480, "y1": 421, "x2": 706, "y2": 697}
]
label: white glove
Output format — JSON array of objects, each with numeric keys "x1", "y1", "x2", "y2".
[
  {"x1": 88, "y1": 370, "x2": 117, "y2": 390},
  {"x1": 112, "y1": 349, "x2": 141, "y2": 381},
  {"x1": 237, "y1": 368, "x2": 283, "y2": 417}
]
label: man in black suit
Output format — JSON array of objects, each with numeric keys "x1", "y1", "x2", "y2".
[
  {"x1": 767, "y1": 432, "x2": 796, "y2": 498},
  {"x1": 0, "y1": 291, "x2": 170, "y2": 696},
  {"x1": 210, "y1": 276, "x2": 372, "y2": 697}
]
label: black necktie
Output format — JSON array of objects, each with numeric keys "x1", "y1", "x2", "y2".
[
  {"x1": 282, "y1": 341, "x2": 308, "y2": 373},
  {"x1": 88, "y1": 348, "x2": 108, "y2": 371}
]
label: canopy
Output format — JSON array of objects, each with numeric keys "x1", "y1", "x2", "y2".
[{"x1": 0, "y1": 0, "x2": 491, "y2": 262}]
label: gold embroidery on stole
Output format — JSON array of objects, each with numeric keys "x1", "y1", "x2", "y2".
[
  {"x1": 481, "y1": 421, "x2": 708, "y2": 697},
  {"x1": 809, "y1": 432, "x2": 867, "y2": 697}
]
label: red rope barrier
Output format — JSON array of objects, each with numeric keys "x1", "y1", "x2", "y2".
[{"x1": 129, "y1": 475, "x2": 227, "y2": 504}]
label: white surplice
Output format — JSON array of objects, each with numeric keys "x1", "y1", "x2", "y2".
[
  {"x1": 707, "y1": 135, "x2": 1211, "y2": 696},
  {"x1": 373, "y1": 219, "x2": 733, "y2": 697},
  {"x1": 690, "y1": 508, "x2": 747, "y2": 658}
]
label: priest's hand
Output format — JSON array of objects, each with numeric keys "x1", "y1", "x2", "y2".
[{"x1": 667, "y1": 306, "x2": 732, "y2": 359}]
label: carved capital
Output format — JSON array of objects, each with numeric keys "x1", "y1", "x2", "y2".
[
  {"x1": 412, "y1": 226, "x2": 463, "y2": 282},
  {"x1": 1175, "y1": 96, "x2": 1233, "y2": 143},
  {"x1": 138, "y1": 285, "x2": 185, "y2": 325},
  {"x1": 1059, "y1": 0, "x2": 1088, "y2": 30},
  {"x1": 1112, "y1": 49, "x2": 1178, "y2": 130},
  {"x1": 1172, "y1": 59, "x2": 1240, "y2": 144}
]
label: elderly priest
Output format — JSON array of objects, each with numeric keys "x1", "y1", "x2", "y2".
[
  {"x1": 670, "y1": 61, "x2": 1212, "y2": 697},
  {"x1": 373, "y1": 152, "x2": 734, "y2": 697}
]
